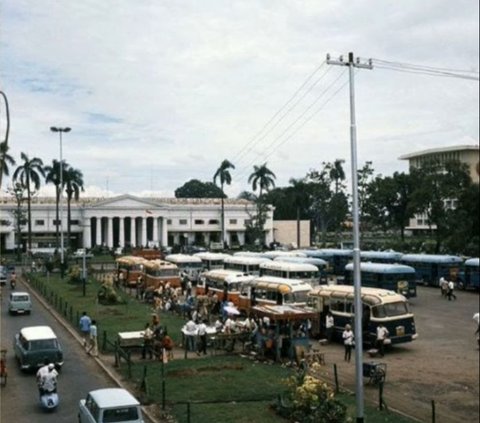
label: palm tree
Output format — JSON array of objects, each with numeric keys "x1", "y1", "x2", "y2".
[
  {"x1": 63, "y1": 166, "x2": 84, "y2": 249},
  {"x1": 248, "y1": 163, "x2": 276, "y2": 245},
  {"x1": 213, "y1": 159, "x2": 235, "y2": 247},
  {"x1": 248, "y1": 163, "x2": 276, "y2": 198},
  {"x1": 327, "y1": 159, "x2": 346, "y2": 195},
  {"x1": 44, "y1": 159, "x2": 66, "y2": 251},
  {"x1": 0, "y1": 141, "x2": 15, "y2": 188},
  {"x1": 12, "y1": 153, "x2": 45, "y2": 250},
  {"x1": 289, "y1": 177, "x2": 308, "y2": 248}
]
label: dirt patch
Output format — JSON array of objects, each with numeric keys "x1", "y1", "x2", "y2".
[{"x1": 169, "y1": 363, "x2": 244, "y2": 377}]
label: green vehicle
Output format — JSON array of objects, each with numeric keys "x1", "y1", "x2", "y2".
[
  {"x1": 8, "y1": 292, "x2": 32, "y2": 315},
  {"x1": 14, "y1": 326, "x2": 64, "y2": 371}
]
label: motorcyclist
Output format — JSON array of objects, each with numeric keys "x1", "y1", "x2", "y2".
[
  {"x1": 40, "y1": 364, "x2": 58, "y2": 394},
  {"x1": 10, "y1": 271, "x2": 16, "y2": 289},
  {"x1": 36, "y1": 359, "x2": 50, "y2": 394}
]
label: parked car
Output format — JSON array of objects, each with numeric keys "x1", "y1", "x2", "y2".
[
  {"x1": 0, "y1": 266, "x2": 7, "y2": 286},
  {"x1": 8, "y1": 292, "x2": 32, "y2": 315},
  {"x1": 13, "y1": 325, "x2": 64, "y2": 371},
  {"x1": 78, "y1": 388, "x2": 144, "y2": 423}
]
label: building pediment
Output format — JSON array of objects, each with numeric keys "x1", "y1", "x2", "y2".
[{"x1": 87, "y1": 194, "x2": 163, "y2": 210}]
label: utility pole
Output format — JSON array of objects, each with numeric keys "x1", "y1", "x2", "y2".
[{"x1": 327, "y1": 52, "x2": 373, "y2": 423}]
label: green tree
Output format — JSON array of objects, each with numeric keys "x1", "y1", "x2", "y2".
[
  {"x1": 175, "y1": 179, "x2": 225, "y2": 198},
  {"x1": 7, "y1": 182, "x2": 27, "y2": 259},
  {"x1": 357, "y1": 160, "x2": 375, "y2": 229},
  {"x1": 247, "y1": 163, "x2": 276, "y2": 246},
  {"x1": 44, "y1": 159, "x2": 66, "y2": 251},
  {"x1": 64, "y1": 166, "x2": 84, "y2": 249},
  {"x1": 12, "y1": 153, "x2": 45, "y2": 250},
  {"x1": 237, "y1": 191, "x2": 257, "y2": 202},
  {"x1": 411, "y1": 159, "x2": 471, "y2": 253},
  {"x1": 213, "y1": 159, "x2": 235, "y2": 247},
  {"x1": 0, "y1": 141, "x2": 15, "y2": 189},
  {"x1": 288, "y1": 177, "x2": 310, "y2": 248}
]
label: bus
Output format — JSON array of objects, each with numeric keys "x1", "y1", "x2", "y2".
[
  {"x1": 260, "y1": 251, "x2": 307, "y2": 260},
  {"x1": 238, "y1": 276, "x2": 313, "y2": 312},
  {"x1": 458, "y1": 258, "x2": 480, "y2": 290},
  {"x1": 307, "y1": 285, "x2": 418, "y2": 347},
  {"x1": 143, "y1": 259, "x2": 181, "y2": 289},
  {"x1": 399, "y1": 254, "x2": 463, "y2": 287},
  {"x1": 164, "y1": 254, "x2": 203, "y2": 282},
  {"x1": 194, "y1": 252, "x2": 231, "y2": 271},
  {"x1": 115, "y1": 256, "x2": 148, "y2": 287},
  {"x1": 360, "y1": 251, "x2": 403, "y2": 263},
  {"x1": 223, "y1": 256, "x2": 271, "y2": 276},
  {"x1": 344, "y1": 262, "x2": 417, "y2": 298},
  {"x1": 259, "y1": 260, "x2": 320, "y2": 286},
  {"x1": 301, "y1": 249, "x2": 353, "y2": 275},
  {"x1": 273, "y1": 256, "x2": 328, "y2": 283},
  {"x1": 197, "y1": 269, "x2": 254, "y2": 306}
]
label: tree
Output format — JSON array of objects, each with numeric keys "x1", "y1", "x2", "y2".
[
  {"x1": 247, "y1": 163, "x2": 276, "y2": 246},
  {"x1": 213, "y1": 159, "x2": 235, "y2": 247},
  {"x1": 357, "y1": 161, "x2": 375, "y2": 229},
  {"x1": 7, "y1": 182, "x2": 27, "y2": 260},
  {"x1": 64, "y1": 166, "x2": 84, "y2": 249},
  {"x1": 12, "y1": 153, "x2": 45, "y2": 250},
  {"x1": 237, "y1": 191, "x2": 257, "y2": 202},
  {"x1": 174, "y1": 179, "x2": 225, "y2": 198},
  {"x1": 0, "y1": 141, "x2": 15, "y2": 189},
  {"x1": 44, "y1": 159, "x2": 66, "y2": 251},
  {"x1": 289, "y1": 178, "x2": 309, "y2": 248}
]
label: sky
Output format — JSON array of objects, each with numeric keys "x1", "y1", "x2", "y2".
[{"x1": 1, "y1": 0, "x2": 478, "y2": 199}]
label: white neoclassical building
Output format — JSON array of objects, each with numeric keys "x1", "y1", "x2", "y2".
[{"x1": 0, "y1": 194, "x2": 275, "y2": 252}]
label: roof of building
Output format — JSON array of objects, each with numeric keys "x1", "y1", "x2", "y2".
[{"x1": 398, "y1": 144, "x2": 479, "y2": 160}]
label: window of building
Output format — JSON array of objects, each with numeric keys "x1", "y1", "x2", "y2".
[
  {"x1": 167, "y1": 219, "x2": 172, "y2": 224},
  {"x1": 229, "y1": 219, "x2": 237, "y2": 224},
  {"x1": 244, "y1": 219, "x2": 251, "y2": 225},
  {"x1": 194, "y1": 219, "x2": 204, "y2": 225},
  {"x1": 179, "y1": 219, "x2": 188, "y2": 225},
  {"x1": 208, "y1": 219, "x2": 219, "y2": 225},
  {"x1": 35, "y1": 220, "x2": 45, "y2": 226},
  {"x1": 53, "y1": 219, "x2": 62, "y2": 225},
  {"x1": 416, "y1": 219, "x2": 423, "y2": 225},
  {"x1": 70, "y1": 219, "x2": 80, "y2": 225},
  {"x1": 0, "y1": 219, "x2": 9, "y2": 226}
]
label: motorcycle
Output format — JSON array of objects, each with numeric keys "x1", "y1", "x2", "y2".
[{"x1": 39, "y1": 388, "x2": 59, "y2": 411}]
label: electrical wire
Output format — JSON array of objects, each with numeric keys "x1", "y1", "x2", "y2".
[{"x1": 372, "y1": 58, "x2": 479, "y2": 75}]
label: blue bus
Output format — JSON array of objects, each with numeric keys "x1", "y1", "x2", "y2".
[
  {"x1": 400, "y1": 254, "x2": 463, "y2": 287},
  {"x1": 457, "y1": 258, "x2": 480, "y2": 290},
  {"x1": 344, "y1": 262, "x2": 417, "y2": 298},
  {"x1": 360, "y1": 250, "x2": 403, "y2": 264},
  {"x1": 300, "y1": 249, "x2": 353, "y2": 275}
]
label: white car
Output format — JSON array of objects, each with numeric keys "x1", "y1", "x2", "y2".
[
  {"x1": 9, "y1": 292, "x2": 32, "y2": 315},
  {"x1": 78, "y1": 388, "x2": 144, "y2": 423}
]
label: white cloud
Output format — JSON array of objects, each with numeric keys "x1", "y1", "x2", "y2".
[{"x1": 1, "y1": 0, "x2": 478, "y2": 199}]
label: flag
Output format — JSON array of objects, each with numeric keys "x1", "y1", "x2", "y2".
[{"x1": 145, "y1": 209, "x2": 153, "y2": 215}]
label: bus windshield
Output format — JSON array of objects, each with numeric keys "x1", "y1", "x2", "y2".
[{"x1": 372, "y1": 301, "x2": 409, "y2": 318}]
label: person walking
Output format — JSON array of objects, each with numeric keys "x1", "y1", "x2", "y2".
[
  {"x1": 325, "y1": 312, "x2": 334, "y2": 344},
  {"x1": 342, "y1": 324, "x2": 354, "y2": 363},
  {"x1": 79, "y1": 311, "x2": 92, "y2": 348},
  {"x1": 439, "y1": 277, "x2": 448, "y2": 298},
  {"x1": 86, "y1": 319, "x2": 98, "y2": 357},
  {"x1": 447, "y1": 280, "x2": 457, "y2": 301},
  {"x1": 141, "y1": 323, "x2": 154, "y2": 359},
  {"x1": 376, "y1": 323, "x2": 390, "y2": 357},
  {"x1": 197, "y1": 319, "x2": 208, "y2": 356}
]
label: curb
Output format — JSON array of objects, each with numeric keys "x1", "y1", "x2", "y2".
[{"x1": 21, "y1": 274, "x2": 160, "y2": 423}]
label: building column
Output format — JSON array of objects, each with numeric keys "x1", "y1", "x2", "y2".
[
  {"x1": 119, "y1": 217, "x2": 125, "y2": 247},
  {"x1": 153, "y1": 217, "x2": 159, "y2": 247},
  {"x1": 238, "y1": 232, "x2": 245, "y2": 246},
  {"x1": 161, "y1": 218, "x2": 168, "y2": 247},
  {"x1": 130, "y1": 217, "x2": 136, "y2": 247},
  {"x1": 83, "y1": 219, "x2": 92, "y2": 249},
  {"x1": 96, "y1": 217, "x2": 102, "y2": 246},
  {"x1": 107, "y1": 217, "x2": 113, "y2": 248},
  {"x1": 141, "y1": 218, "x2": 147, "y2": 247}
]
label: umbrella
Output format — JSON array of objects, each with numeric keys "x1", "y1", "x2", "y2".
[{"x1": 224, "y1": 305, "x2": 240, "y2": 315}]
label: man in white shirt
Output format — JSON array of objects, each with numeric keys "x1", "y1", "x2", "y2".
[
  {"x1": 197, "y1": 319, "x2": 208, "y2": 355},
  {"x1": 447, "y1": 280, "x2": 457, "y2": 301},
  {"x1": 376, "y1": 323, "x2": 390, "y2": 357},
  {"x1": 183, "y1": 319, "x2": 197, "y2": 351},
  {"x1": 40, "y1": 364, "x2": 58, "y2": 393},
  {"x1": 325, "y1": 312, "x2": 335, "y2": 343}
]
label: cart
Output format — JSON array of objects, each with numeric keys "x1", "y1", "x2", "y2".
[
  {"x1": 363, "y1": 361, "x2": 386, "y2": 385},
  {"x1": 0, "y1": 349, "x2": 7, "y2": 387}
]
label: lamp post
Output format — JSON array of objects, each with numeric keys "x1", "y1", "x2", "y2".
[{"x1": 50, "y1": 126, "x2": 71, "y2": 277}]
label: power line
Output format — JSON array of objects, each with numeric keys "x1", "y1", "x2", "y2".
[
  {"x1": 234, "y1": 60, "x2": 327, "y2": 163},
  {"x1": 371, "y1": 58, "x2": 479, "y2": 75}
]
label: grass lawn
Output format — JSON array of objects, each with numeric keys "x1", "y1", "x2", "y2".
[{"x1": 26, "y1": 271, "x2": 417, "y2": 423}]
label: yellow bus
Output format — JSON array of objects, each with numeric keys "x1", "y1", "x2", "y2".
[
  {"x1": 115, "y1": 256, "x2": 148, "y2": 287},
  {"x1": 143, "y1": 259, "x2": 181, "y2": 289},
  {"x1": 197, "y1": 269, "x2": 254, "y2": 306}
]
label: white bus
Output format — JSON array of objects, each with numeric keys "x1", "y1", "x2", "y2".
[
  {"x1": 223, "y1": 256, "x2": 271, "y2": 276},
  {"x1": 194, "y1": 252, "x2": 231, "y2": 271},
  {"x1": 238, "y1": 276, "x2": 313, "y2": 312},
  {"x1": 165, "y1": 254, "x2": 203, "y2": 282},
  {"x1": 259, "y1": 260, "x2": 320, "y2": 286}
]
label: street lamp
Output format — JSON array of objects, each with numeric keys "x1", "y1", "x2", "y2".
[{"x1": 50, "y1": 126, "x2": 71, "y2": 277}]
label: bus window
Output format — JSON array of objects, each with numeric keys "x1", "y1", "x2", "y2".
[
  {"x1": 372, "y1": 305, "x2": 386, "y2": 318},
  {"x1": 383, "y1": 301, "x2": 409, "y2": 316}
]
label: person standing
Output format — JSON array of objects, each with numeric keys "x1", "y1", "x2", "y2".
[
  {"x1": 86, "y1": 319, "x2": 98, "y2": 357},
  {"x1": 342, "y1": 324, "x2": 354, "y2": 362},
  {"x1": 197, "y1": 319, "x2": 208, "y2": 356},
  {"x1": 79, "y1": 311, "x2": 92, "y2": 348},
  {"x1": 439, "y1": 277, "x2": 448, "y2": 298},
  {"x1": 325, "y1": 312, "x2": 334, "y2": 343},
  {"x1": 376, "y1": 323, "x2": 390, "y2": 357},
  {"x1": 447, "y1": 280, "x2": 457, "y2": 301},
  {"x1": 141, "y1": 323, "x2": 154, "y2": 359}
]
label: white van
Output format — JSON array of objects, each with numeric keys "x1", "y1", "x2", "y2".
[
  {"x1": 78, "y1": 388, "x2": 144, "y2": 423},
  {"x1": 9, "y1": 292, "x2": 32, "y2": 315}
]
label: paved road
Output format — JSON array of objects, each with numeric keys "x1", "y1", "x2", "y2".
[{"x1": 0, "y1": 277, "x2": 117, "y2": 423}]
